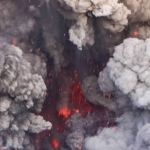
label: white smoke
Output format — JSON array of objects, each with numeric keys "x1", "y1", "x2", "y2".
[
  {"x1": 69, "y1": 15, "x2": 94, "y2": 50},
  {"x1": 57, "y1": 0, "x2": 131, "y2": 49},
  {"x1": 84, "y1": 109, "x2": 150, "y2": 150},
  {"x1": 123, "y1": 0, "x2": 150, "y2": 23},
  {"x1": 84, "y1": 38, "x2": 150, "y2": 150},
  {"x1": 0, "y1": 2, "x2": 53, "y2": 148},
  {"x1": 56, "y1": 0, "x2": 150, "y2": 52},
  {"x1": 106, "y1": 38, "x2": 150, "y2": 109}
]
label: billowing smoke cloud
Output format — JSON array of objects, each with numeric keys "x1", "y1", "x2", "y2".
[
  {"x1": 57, "y1": 0, "x2": 131, "y2": 49},
  {"x1": 2, "y1": 0, "x2": 150, "y2": 150},
  {"x1": 0, "y1": 1, "x2": 53, "y2": 149},
  {"x1": 84, "y1": 38, "x2": 150, "y2": 150},
  {"x1": 104, "y1": 38, "x2": 150, "y2": 109},
  {"x1": 123, "y1": 0, "x2": 150, "y2": 23},
  {"x1": 69, "y1": 14, "x2": 94, "y2": 50},
  {"x1": 84, "y1": 109, "x2": 150, "y2": 150},
  {"x1": 56, "y1": 0, "x2": 150, "y2": 52},
  {"x1": 37, "y1": 0, "x2": 150, "y2": 150},
  {"x1": 43, "y1": 27, "x2": 66, "y2": 73},
  {"x1": 65, "y1": 111, "x2": 115, "y2": 150},
  {"x1": 0, "y1": 44, "x2": 52, "y2": 149}
]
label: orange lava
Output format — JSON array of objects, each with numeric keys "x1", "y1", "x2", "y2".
[
  {"x1": 75, "y1": 109, "x2": 79, "y2": 113},
  {"x1": 58, "y1": 107, "x2": 71, "y2": 118},
  {"x1": 51, "y1": 139, "x2": 59, "y2": 149},
  {"x1": 133, "y1": 31, "x2": 138, "y2": 37}
]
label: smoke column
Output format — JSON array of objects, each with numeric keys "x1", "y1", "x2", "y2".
[
  {"x1": 2, "y1": 0, "x2": 150, "y2": 150},
  {"x1": 0, "y1": 1, "x2": 52, "y2": 149}
]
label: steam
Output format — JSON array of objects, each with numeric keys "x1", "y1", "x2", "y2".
[
  {"x1": 69, "y1": 15, "x2": 94, "y2": 50},
  {"x1": 105, "y1": 38, "x2": 150, "y2": 109},
  {"x1": 57, "y1": 0, "x2": 150, "y2": 51}
]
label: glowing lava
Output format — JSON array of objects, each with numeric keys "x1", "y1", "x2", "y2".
[
  {"x1": 58, "y1": 107, "x2": 71, "y2": 118},
  {"x1": 71, "y1": 82, "x2": 103, "y2": 116},
  {"x1": 133, "y1": 31, "x2": 138, "y2": 37},
  {"x1": 51, "y1": 139, "x2": 59, "y2": 149}
]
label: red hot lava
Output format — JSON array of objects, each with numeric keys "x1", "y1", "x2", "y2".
[
  {"x1": 58, "y1": 107, "x2": 71, "y2": 118},
  {"x1": 51, "y1": 139, "x2": 60, "y2": 149},
  {"x1": 36, "y1": 63, "x2": 106, "y2": 149},
  {"x1": 70, "y1": 82, "x2": 104, "y2": 116}
]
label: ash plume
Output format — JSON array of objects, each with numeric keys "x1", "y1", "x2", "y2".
[
  {"x1": 105, "y1": 38, "x2": 150, "y2": 109},
  {"x1": 56, "y1": 0, "x2": 131, "y2": 49},
  {"x1": 0, "y1": 44, "x2": 52, "y2": 150},
  {"x1": 69, "y1": 14, "x2": 94, "y2": 50},
  {"x1": 0, "y1": 1, "x2": 52, "y2": 149},
  {"x1": 84, "y1": 38, "x2": 150, "y2": 150},
  {"x1": 65, "y1": 111, "x2": 115, "y2": 150}
]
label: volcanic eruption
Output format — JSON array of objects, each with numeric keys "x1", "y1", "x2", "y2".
[{"x1": 1, "y1": 0, "x2": 150, "y2": 150}]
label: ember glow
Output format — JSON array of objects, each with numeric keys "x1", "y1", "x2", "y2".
[
  {"x1": 58, "y1": 107, "x2": 71, "y2": 118},
  {"x1": 133, "y1": 31, "x2": 139, "y2": 37},
  {"x1": 52, "y1": 139, "x2": 60, "y2": 149},
  {"x1": 12, "y1": 40, "x2": 17, "y2": 46}
]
